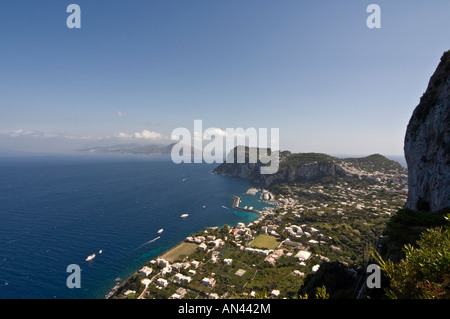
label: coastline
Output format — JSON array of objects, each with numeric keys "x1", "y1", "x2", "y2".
[{"x1": 106, "y1": 188, "x2": 277, "y2": 299}]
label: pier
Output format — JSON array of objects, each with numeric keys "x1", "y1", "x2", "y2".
[{"x1": 231, "y1": 195, "x2": 261, "y2": 214}]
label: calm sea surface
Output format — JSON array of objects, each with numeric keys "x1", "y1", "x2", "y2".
[{"x1": 0, "y1": 152, "x2": 270, "y2": 299}]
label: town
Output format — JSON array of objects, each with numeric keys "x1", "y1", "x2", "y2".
[{"x1": 109, "y1": 160, "x2": 408, "y2": 299}]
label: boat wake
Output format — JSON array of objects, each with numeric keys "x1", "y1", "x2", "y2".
[
  {"x1": 136, "y1": 236, "x2": 160, "y2": 250},
  {"x1": 222, "y1": 205, "x2": 230, "y2": 210}
]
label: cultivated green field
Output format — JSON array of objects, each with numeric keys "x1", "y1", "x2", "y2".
[
  {"x1": 160, "y1": 242, "x2": 198, "y2": 262},
  {"x1": 249, "y1": 234, "x2": 280, "y2": 250}
]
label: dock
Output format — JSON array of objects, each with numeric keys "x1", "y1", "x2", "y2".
[{"x1": 231, "y1": 195, "x2": 261, "y2": 214}]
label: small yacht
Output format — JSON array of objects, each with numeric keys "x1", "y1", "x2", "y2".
[
  {"x1": 157, "y1": 228, "x2": 164, "y2": 234},
  {"x1": 85, "y1": 254, "x2": 96, "y2": 262}
]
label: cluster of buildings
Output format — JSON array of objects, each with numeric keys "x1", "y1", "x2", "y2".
[{"x1": 119, "y1": 173, "x2": 408, "y2": 299}]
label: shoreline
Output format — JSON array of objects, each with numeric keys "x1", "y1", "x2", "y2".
[{"x1": 106, "y1": 188, "x2": 276, "y2": 299}]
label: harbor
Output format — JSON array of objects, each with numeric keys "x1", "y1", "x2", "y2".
[{"x1": 231, "y1": 189, "x2": 276, "y2": 215}]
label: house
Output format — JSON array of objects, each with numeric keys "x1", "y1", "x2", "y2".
[
  {"x1": 283, "y1": 239, "x2": 302, "y2": 248},
  {"x1": 194, "y1": 236, "x2": 205, "y2": 243},
  {"x1": 201, "y1": 277, "x2": 216, "y2": 288},
  {"x1": 170, "y1": 293, "x2": 182, "y2": 299},
  {"x1": 270, "y1": 290, "x2": 280, "y2": 297},
  {"x1": 311, "y1": 264, "x2": 320, "y2": 273},
  {"x1": 330, "y1": 245, "x2": 341, "y2": 253},
  {"x1": 188, "y1": 269, "x2": 196, "y2": 275},
  {"x1": 156, "y1": 258, "x2": 170, "y2": 267},
  {"x1": 294, "y1": 250, "x2": 311, "y2": 261},
  {"x1": 156, "y1": 278, "x2": 168, "y2": 288},
  {"x1": 139, "y1": 266, "x2": 152, "y2": 276},
  {"x1": 161, "y1": 266, "x2": 172, "y2": 275},
  {"x1": 141, "y1": 278, "x2": 151, "y2": 287},
  {"x1": 223, "y1": 258, "x2": 233, "y2": 265},
  {"x1": 292, "y1": 270, "x2": 305, "y2": 277},
  {"x1": 174, "y1": 273, "x2": 192, "y2": 283},
  {"x1": 191, "y1": 260, "x2": 200, "y2": 268}
]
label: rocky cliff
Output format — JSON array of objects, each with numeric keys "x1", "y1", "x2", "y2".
[
  {"x1": 213, "y1": 149, "x2": 407, "y2": 188},
  {"x1": 404, "y1": 50, "x2": 450, "y2": 212}
]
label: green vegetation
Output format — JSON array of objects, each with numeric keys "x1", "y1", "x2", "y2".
[
  {"x1": 343, "y1": 154, "x2": 405, "y2": 173},
  {"x1": 372, "y1": 215, "x2": 450, "y2": 299},
  {"x1": 279, "y1": 152, "x2": 336, "y2": 172},
  {"x1": 160, "y1": 242, "x2": 198, "y2": 262},
  {"x1": 381, "y1": 208, "x2": 448, "y2": 257},
  {"x1": 249, "y1": 235, "x2": 280, "y2": 250}
]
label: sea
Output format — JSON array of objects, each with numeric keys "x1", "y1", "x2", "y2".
[{"x1": 0, "y1": 152, "x2": 272, "y2": 299}]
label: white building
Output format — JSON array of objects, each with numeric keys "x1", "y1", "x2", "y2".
[
  {"x1": 223, "y1": 258, "x2": 233, "y2": 265},
  {"x1": 311, "y1": 264, "x2": 320, "y2": 273},
  {"x1": 201, "y1": 277, "x2": 216, "y2": 288},
  {"x1": 156, "y1": 278, "x2": 168, "y2": 288},
  {"x1": 139, "y1": 266, "x2": 153, "y2": 276},
  {"x1": 270, "y1": 289, "x2": 280, "y2": 297},
  {"x1": 294, "y1": 250, "x2": 312, "y2": 261},
  {"x1": 174, "y1": 273, "x2": 192, "y2": 283}
]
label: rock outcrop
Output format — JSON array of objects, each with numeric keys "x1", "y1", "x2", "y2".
[
  {"x1": 213, "y1": 149, "x2": 407, "y2": 188},
  {"x1": 404, "y1": 50, "x2": 450, "y2": 212}
]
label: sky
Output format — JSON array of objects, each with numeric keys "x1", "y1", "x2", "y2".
[{"x1": 0, "y1": 0, "x2": 449, "y2": 156}]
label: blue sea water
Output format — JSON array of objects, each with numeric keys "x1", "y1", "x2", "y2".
[{"x1": 0, "y1": 152, "x2": 271, "y2": 299}]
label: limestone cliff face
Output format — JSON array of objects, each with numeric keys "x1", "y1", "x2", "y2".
[
  {"x1": 404, "y1": 50, "x2": 450, "y2": 212},
  {"x1": 213, "y1": 151, "x2": 406, "y2": 189},
  {"x1": 213, "y1": 160, "x2": 345, "y2": 188}
]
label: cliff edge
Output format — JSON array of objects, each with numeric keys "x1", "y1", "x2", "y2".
[{"x1": 404, "y1": 50, "x2": 450, "y2": 212}]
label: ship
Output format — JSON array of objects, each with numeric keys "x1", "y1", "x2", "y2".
[
  {"x1": 85, "y1": 254, "x2": 96, "y2": 262},
  {"x1": 157, "y1": 228, "x2": 164, "y2": 234},
  {"x1": 180, "y1": 214, "x2": 189, "y2": 218}
]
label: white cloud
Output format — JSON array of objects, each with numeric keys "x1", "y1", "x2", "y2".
[
  {"x1": 134, "y1": 130, "x2": 164, "y2": 140},
  {"x1": 203, "y1": 128, "x2": 227, "y2": 139},
  {"x1": 118, "y1": 130, "x2": 166, "y2": 140},
  {"x1": 117, "y1": 111, "x2": 127, "y2": 117},
  {"x1": 117, "y1": 132, "x2": 132, "y2": 139}
]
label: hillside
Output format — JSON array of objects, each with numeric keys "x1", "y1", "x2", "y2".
[{"x1": 213, "y1": 148, "x2": 407, "y2": 188}]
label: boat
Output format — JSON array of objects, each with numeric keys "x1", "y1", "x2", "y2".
[
  {"x1": 157, "y1": 228, "x2": 164, "y2": 234},
  {"x1": 180, "y1": 214, "x2": 189, "y2": 218},
  {"x1": 202, "y1": 205, "x2": 206, "y2": 208},
  {"x1": 85, "y1": 254, "x2": 96, "y2": 262},
  {"x1": 99, "y1": 250, "x2": 102, "y2": 254}
]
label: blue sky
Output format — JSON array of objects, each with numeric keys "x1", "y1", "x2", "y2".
[{"x1": 0, "y1": 0, "x2": 449, "y2": 155}]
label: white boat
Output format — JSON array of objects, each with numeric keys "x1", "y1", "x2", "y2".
[
  {"x1": 180, "y1": 214, "x2": 189, "y2": 218},
  {"x1": 85, "y1": 254, "x2": 96, "y2": 262},
  {"x1": 99, "y1": 250, "x2": 102, "y2": 254},
  {"x1": 157, "y1": 228, "x2": 164, "y2": 234}
]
